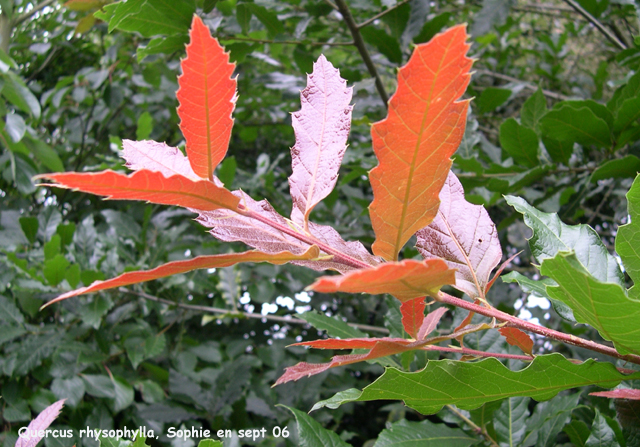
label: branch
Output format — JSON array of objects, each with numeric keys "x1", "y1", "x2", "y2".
[
  {"x1": 562, "y1": 0, "x2": 627, "y2": 50},
  {"x1": 437, "y1": 291, "x2": 640, "y2": 366},
  {"x1": 333, "y1": 0, "x2": 389, "y2": 107},
  {"x1": 123, "y1": 288, "x2": 391, "y2": 335},
  {"x1": 474, "y1": 68, "x2": 571, "y2": 101},
  {"x1": 357, "y1": 0, "x2": 412, "y2": 29},
  {"x1": 12, "y1": 0, "x2": 57, "y2": 27}
]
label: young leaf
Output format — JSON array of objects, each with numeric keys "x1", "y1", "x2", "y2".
[
  {"x1": 400, "y1": 297, "x2": 425, "y2": 339},
  {"x1": 311, "y1": 354, "x2": 640, "y2": 415},
  {"x1": 177, "y1": 15, "x2": 236, "y2": 180},
  {"x1": 590, "y1": 389, "x2": 640, "y2": 400},
  {"x1": 369, "y1": 25, "x2": 472, "y2": 261},
  {"x1": 416, "y1": 172, "x2": 502, "y2": 299},
  {"x1": 541, "y1": 251, "x2": 640, "y2": 357},
  {"x1": 122, "y1": 139, "x2": 199, "y2": 181},
  {"x1": 14, "y1": 399, "x2": 65, "y2": 447},
  {"x1": 498, "y1": 327, "x2": 534, "y2": 355},
  {"x1": 308, "y1": 259, "x2": 456, "y2": 302},
  {"x1": 196, "y1": 191, "x2": 378, "y2": 273},
  {"x1": 42, "y1": 247, "x2": 320, "y2": 307},
  {"x1": 417, "y1": 307, "x2": 448, "y2": 340},
  {"x1": 292, "y1": 337, "x2": 412, "y2": 350},
  {"x1": 37, "y1": 170, "x2": 240, "y2": 212},
  {"x1": 616, "y1": 174, "x2": 640, "y2": 299},
  {"x1": 289, "y1": 55, "x2": 352, "y2": 227}
]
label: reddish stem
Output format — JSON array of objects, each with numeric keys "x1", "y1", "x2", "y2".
[
  {"x1": 421, "y1": 345, "x2": 533, "y2": 361},
  {"x1": 437, "y1": 291, "x2": 640, "y2": 366}
]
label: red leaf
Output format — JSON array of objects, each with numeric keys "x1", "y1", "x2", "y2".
[
  {"x1": 292, "y1": 337, "x2": 412, "y2": 350},
  {"x1": 37, "y1": 170, "x2": 240, "y2": 211},
  {"x1": 498, "y1": 327, "x2": 534, "y2": 355},
  {"x1": 15, "y1": 399, "x2": 65, "y2": 447},
  {"x1": 417, "y1": 307, "x2": 448, "y2": 340},
  {"x1": 309, "y1": 258, "x2": 456, "y2": 302},
  {"x1": 369, "y1": 25, "x2": 472, "y2": 261},
  {"x1": 416, "y1": 172, "x2": 502, "y2": 299},
  {"x1": 122, "y1": 139, "x2": 200, "y2": 181},
  {"x1": 485, "y1": 251, "x2": 520, "y2": 293},
  {"x1": 43, "y1": 247, "x2": 320, "y2": 307},
  {"x1": 177, "y1": 16, "x2": 236, "y2": 180},
  {"x1": 400, "y1": 297, "x2": 426, "y2": 339},
  {"x1": 590, "y1": 389, "x2": 640, "y2": 400},
  {"x1": 276, "y1": 340, "x2": 415, "y2": 385},
  {"x1": 196, "y1": 191, "x2": 379, "y2": 273},
  {"x1": 289, "y1": 55, "x2": 352, "y2": 227}
]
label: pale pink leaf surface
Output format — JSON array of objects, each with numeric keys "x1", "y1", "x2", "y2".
[
  {"x1": 416, "y1": 171, "x2": 502, "y2": 298},
  {"x1": 590, "y1": 389, "x2": 640, "y2": 400},
  {"x1": 196, "y1": 191, "x2": 378, "y2": 273},
  {"x1": 289, "y1": 55, "x2": 353, "y2": 226},
  {"x1": 122, "y1": 139, "x2": 200, "y2": 181},
  {"x1": 15, "y1": 399, "x2": 65, "y2": 447},
  {"x1": 417, "y1": 307, "x2": 448, "y2": 340}
]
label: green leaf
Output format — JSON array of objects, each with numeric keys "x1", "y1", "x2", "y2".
[
  {"x1": 360, "y1": 26, "x2": 402, "y2": 64},
  {"x1": 613, "y1": 96, "x2": 640, "y2": 133},
  {"x1": 297, "y1": 310, "x2": 367, "y2": 339},
  {"x1": 197, "y1": 441, "x2": 222, "y2": 447},
  {"x1": 541, "y1": 251, "x2": 640, "y2": 356},
  {"x1": 244, "y1": 4, "x2": 284, "y2": 38},
  {"x1": 381, "y1": 2, "x2": 410, "y2": 40},
  {"x1": 617, "y1": 175, "x2": 640, "y2": 299},
  {"x1": 540, "y1": 105, "x2": 611, "y2": 148},
  {"x1": 413, "y1": 12, "x2": 451, "y2": 44},
  {"x1": 505, "y1": 195, "x2": 624, "y2": 285},
  {"x1": 501, "y1": 271, "x2": 575, "y2": 322},
  {"x1": 44, "y1": 253, "x2": 70, "y2": 286},
  {"x1": 494, "y1": 397, "x2": 529, "y2": 447},
  {"x1": 44, "y1": 234, "x2": 61, "y2": 260},
  {"x1": 125, "y1": 337, "x2": 146, "y2": 369},
  {"x1": 373, "y1": 418, "x2": 477, "y2": 446},
  {"x1": 557, "y1": 99, "x2": 614, "y2": 129},
  {"x1": 311, "y1": 354, "x2": 640, "y2": 415},
  {"x1": 110, "y1": 376, "x2": 134, "y2": 412},
  {"x1": 591, "y1": 155, "x2": 640, "y2": 183},
  {"x1": 499, "y1": 118, "x2": 539, "y2": 167},
  {"x1": 586, "y1": 410, "x2": 621, "y2": 447},
  {"x1": 106, "y1": 0, "x2": 195, "y2": 37},
  {"x1": 136, "y1": 35, "x2": 189, "y2": 62},
  {"x1": 66, "y1": 263, "x2": 80, "y2": 288},
  {"x1": 217, "y1": 156, "x2": 236, "y2": 189},
  {"x1": 144, "y1": 333, "x2": 166, "y2": 358},
  {"x1": 14, "y1": 334, "x2": 61, "y2": 375},
  {"x1": 19, "y1": 216, "x2": 38, "y2": 243},
  {"x1": 82, "y1": 374, "x2": 116, "y2": 398},
  {"x1": 136, "y1": 111, "x2": 153, "y2": 140},
  {"x1": 56, "y1": 222, "x2": 76, "y2": 248},
  {"x1": 521, "y1": 88, "x2": 547, "y2": 130},
  {"x1": 527, "y1": 393, "x2": 581, "y2": 447},
  {"x1": 541, "y1": 136, "x2": 573, "y2": 165},
  {"x1": 565, "y1": 419, "x2": 591, "y2": 447},
  {"x1": 1, "y1": 72, "x2": 41, "y2": 118},
  {"x1": 283, "y1": 405, "x2": 350, "y2": 447},
  {"x1": 475, "y1": 87, "x2": 511, "y2": 114},
  {"x1": 5, "y1": 113, "x2": 26, "y2": 142},
  {"x1": 23, "y1": 136, "x2": 65, "y2": 172},
  {"x1": 236, "y1": 3, "x2": 251, "y2": 34},
  {"x1": 51, "y1": 376, "x2": 85, "y2": 407},
  {"x1": 80, "y1": 295, "x2": 112, "y2": 329}
]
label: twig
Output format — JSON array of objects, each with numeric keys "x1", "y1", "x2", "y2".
[
  {"x1": 334, "y1": 0, "x2": 389, "y2": 107},
  {"x1": 12, "y1": 0, "x2": 57, "y2": 26},
  {"x1": 421, "y1": 345, "x2": 533, "y2": 361},
  {"x1": 218, "y1": 36, "x2": 353, "y2": 47},
  {"x1": 446, "y1": 405, "x2": 500, "y2": 447},
  {"x1": 122, "y1": 288, "x2": 391, "y2": 334},
  {"x1": 322, "y1": 0, "x2": 339, "y2": 10},
  {"x1": 436, "y1": 291, "x2": 640, "y2": 366},
  {"x1": 474, "y1": 68, "x2": 571, "y2": 101},
  {"x1": 562, "y1": 0, "x2": 627, "y2": 50},
  {"x1": 357, "y1": 0, "x2": 412, "y2": 29}
]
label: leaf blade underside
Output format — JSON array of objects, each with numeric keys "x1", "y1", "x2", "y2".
[
  {"x1": 43, "y1": 247, "x2": 320, "y2": 307},
  {"x1": 15, "y1": 400, "x2": 66, "y2": 447},
  {"x1": 369, "y1": 24, "x2": 473, "y2": 261},
  {"x1": 289, "y1": 55, "x2": 353, "y2": 227},
  {"x1": 416, "y1": 171, "x2": 502, "y2": 299},
  {"x1": 311, "y1": 353, "x2": 640, "y2": 415},
  {"x1": 308, "y1": 258, "x2": 456, "y2": 302},
  {"x1": 177, "y1": 15, "x2": 236, "y2": 180},
  {"x1": 37, "y1": 170, "x2": 240, "y2": 211}
]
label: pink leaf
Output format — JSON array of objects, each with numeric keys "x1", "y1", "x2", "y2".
[
  {"x1": 590, "y1": 389, "x2": 640, "y2": 400},
  {"x1": 417, "y1": 307, "x2": 448, "y2": 340},
  {"x1": 289, "y1": 55, "x2": 353, "y2": 227},
  {"x1": 15, "y1": 400, "x2": 65, "y2": 447},
  {"x1": 416, "y1": 172, "x2": 502, "y2": 299},
  {"x1": 400, "y1": 297, "x2": 426, "y2": 339},
  {"x1": 121, "y1": 139, "x2": 199, "y2": 181}
]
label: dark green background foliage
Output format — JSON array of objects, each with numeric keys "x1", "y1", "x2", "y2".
[{"x1": 2, "y1": 0, "x2": 640, "y2": 446}]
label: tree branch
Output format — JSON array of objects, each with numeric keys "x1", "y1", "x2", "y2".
[
  {"x1": 474, "y1": 68, "x2": 571, "y2": 101},
  {"x1": 562, "y1": 0, "x2": 627, "y2": 50},
  {"x1": 357, "y1": 0, "x2": 412, "y2": 29},
  {"x1": 123, "y1": 288, "x2": 391, "y2": 334},
  {"x1": 333, "y1": 0, "x2": 389, "y2": 107}
]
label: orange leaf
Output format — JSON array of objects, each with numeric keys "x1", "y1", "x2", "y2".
[
  {"x1": 308, "y1": 259, "x2": 455, "y2": 302},
  {"x1": 177, "y1": 16, "x2": 237, "y2": 180},
  {"x1": 369, "y1": 25, "x2": 472, "y2": 260},
  {"x1": 37, "y1": 170, "x2": 240, "y2": 211},
  {"x1": 43, "y1": 246, "x2": 320, "y2": 307},
  {"x1": 292, "y1": 337, "x2": 412, "y2": 350},
  {"x1": 400, "y1": 297, "x2": 426, "y2": 339},
  {"x1": 498, "y1": 327, "x2": 534, "y2": 355}
]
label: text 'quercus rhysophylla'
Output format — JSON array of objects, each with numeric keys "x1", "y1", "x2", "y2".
[{"x1": 38, "y1": 15, "x2": 640, "y2": 411}]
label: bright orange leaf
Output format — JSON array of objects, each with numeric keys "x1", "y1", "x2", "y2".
[
  {"x1": 400, "y1": 297, "x2": 426, "y2": 339},
  {"x1": 177, "y1": 15, "x2": 237, "y2": 180},
  {"x1": 36, "y1": 170, "x2": 240, "y2": 211},
  {"x1": 369, "y1": 25, "x2": 473, "y2": 261},
  {"x1": 43, "y1": 246, "x2": 320, "y2": 307},
  {"x1": 308, "y1": 259, "x2": 456, "y2": 302}
]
